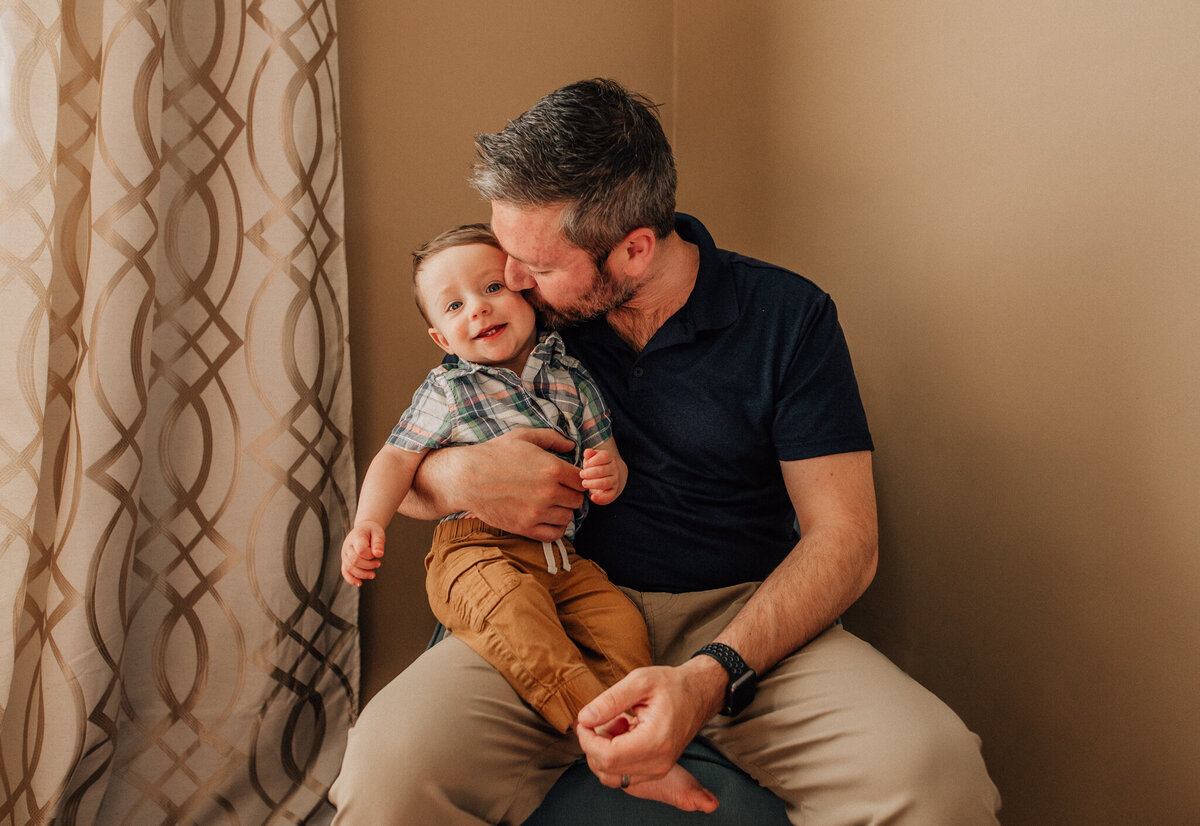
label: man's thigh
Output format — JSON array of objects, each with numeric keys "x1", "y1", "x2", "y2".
[
  {"x1": 703, "y1": 624, "x2": 1000, "y2": 825},
  {"x1": 330, "y1": 635, "x2": 580, "y2": 825}
]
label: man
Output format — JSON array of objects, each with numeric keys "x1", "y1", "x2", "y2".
[{"x1": 329, "y1": 78, "x2": 1001, "y2": 825}]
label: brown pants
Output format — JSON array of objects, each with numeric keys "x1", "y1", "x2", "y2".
[{"x1": 425, "y1": 518, "x2": 652, "y2": 733}]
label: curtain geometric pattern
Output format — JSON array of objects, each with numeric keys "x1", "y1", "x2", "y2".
[{"x1": 0, "y1": 0, "x2": 358, "y2": 822}]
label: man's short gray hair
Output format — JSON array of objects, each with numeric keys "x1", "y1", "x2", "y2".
[{"x1": 471, "y1": 78, "x2": 677, "y2": 264}]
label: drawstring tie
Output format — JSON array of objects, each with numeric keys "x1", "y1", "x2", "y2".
[{"x1": 540, "y1": 539, "x2": 571, "y2": 574}]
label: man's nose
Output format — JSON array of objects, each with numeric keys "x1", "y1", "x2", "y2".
[{"x1": 505, "y1": 256, "x2": 535, "y2": 290}]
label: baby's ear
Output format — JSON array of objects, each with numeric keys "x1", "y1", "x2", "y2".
[{"x1": 428, "y1": 328, "x2": 452, "y2": 354}]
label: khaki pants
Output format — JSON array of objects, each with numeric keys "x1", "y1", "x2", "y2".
[
  {"x1": 424, "y1": 518, "x2": 651, "y2": 733},
  {"x1": 330, "y1": 582, "x2": 1002, "y2": 825}
]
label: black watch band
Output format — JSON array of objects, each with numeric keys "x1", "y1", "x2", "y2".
[{"x1": 693, "y1": 642, "x2": 758, "y2": 717}]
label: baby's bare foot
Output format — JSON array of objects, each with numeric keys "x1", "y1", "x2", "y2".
[{"x1": 623, "y1": 764, "x2": 719, "y2": 813}]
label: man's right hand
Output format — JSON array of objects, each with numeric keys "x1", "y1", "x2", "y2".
[{"x1": 407, "y1": 428, "x2": 584, "y2": 541}]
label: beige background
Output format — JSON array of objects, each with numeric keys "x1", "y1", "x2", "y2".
[{"x1": 337, "y1": 3, "x2": 1200, "y2": 824}]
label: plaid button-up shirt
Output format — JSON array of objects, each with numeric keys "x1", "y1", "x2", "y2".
[{"x1": 388, "y1": 331, "x2": 613, "y2": 539}]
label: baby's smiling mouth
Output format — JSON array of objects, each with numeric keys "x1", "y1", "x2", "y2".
[{"x1": 474, "y1": 323, "x2": 506, "y2": 339}]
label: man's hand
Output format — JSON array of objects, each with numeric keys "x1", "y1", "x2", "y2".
[
  {"x1": 407, "y1": 428, "x2": 585, "y2": 541},
  {"x1": 575, "y1": 658, "x2": 727, "y2": 788}
]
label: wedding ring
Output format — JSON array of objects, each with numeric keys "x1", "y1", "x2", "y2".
[{"x1": 620, "y1": 774, "x2": 631, "y2": 789}]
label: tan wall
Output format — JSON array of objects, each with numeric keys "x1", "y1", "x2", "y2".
[
  {"x1": 338, "y1": 3, "x2": 1200, "y2": 823},
  {"x1": 676, "y1": 5, "x2": 1200, "y2": 823}
]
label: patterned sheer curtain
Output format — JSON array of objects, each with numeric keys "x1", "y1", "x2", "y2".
[{"x1": 0, "y1": 0, "x2": 358, "y2": 823}]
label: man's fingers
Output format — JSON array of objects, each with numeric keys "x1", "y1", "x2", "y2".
[
  {"x1": 521, "y1": 519, "x2": 572, "y2": 543},
  {"x1": 578, "y1": 672, "x2": 646, "y2": 729},
  {"x1": 578, "y1": 728, "x2": 663, "y2": 785},
  {"x1": 595, "y1": 769, "x2": 634, "y2": 790},
  {"x1": 511, "y1": 426, "x2": 576, "y2": 455},
  {"x1": 504, "y1": 430, "x2": 585, "y2": 492}
]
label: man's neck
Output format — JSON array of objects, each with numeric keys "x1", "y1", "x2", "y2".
[{"x1": 606, "y1": 233, "x2": 699, "y2": 353}]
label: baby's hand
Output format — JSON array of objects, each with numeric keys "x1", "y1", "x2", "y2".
[
  {"x1": 580, "y1": 447, "x2": 625, "y2": 506},
  {"x1": 340, "y1": 521, "x2": 386, "y2": 586}
]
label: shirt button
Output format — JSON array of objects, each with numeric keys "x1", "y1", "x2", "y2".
[{"x1": 632, "y1": 367, "x2": 644, "y2": 378}]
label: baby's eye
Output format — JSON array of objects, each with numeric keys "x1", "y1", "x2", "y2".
[
  {"x1": 445, "y1": 300, "x2": 463, "y2": 312},
  {"x1": 485, "y1": 282, "x2": 505, "y2": 294}
]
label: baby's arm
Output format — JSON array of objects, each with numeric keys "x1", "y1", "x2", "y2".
[
  {"x1": 341, "y1": 444, "x2": 428, "y2": 586},
  {"x1": 579, "y1": 437, "x2": 627, "y2": 506}
]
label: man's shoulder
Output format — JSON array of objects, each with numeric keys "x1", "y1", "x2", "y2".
[
  {"x1": 677, "y1": 212, "x2": 828, "y2": 296},
  {"x1": 722, "y1": 248, "x2": 828, "y2": 298},
  {"x1": 718, "y1": 251, "x2": 834, "y2": 338}
]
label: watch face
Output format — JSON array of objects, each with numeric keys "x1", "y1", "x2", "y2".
[
  {"x1": 694, "y1": 643, "x2": 757, "y2": 716},
  {"x1": 725, "y1": 669, "x2": 757, "y2": 716}
]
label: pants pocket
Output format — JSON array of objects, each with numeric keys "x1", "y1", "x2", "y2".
[{"x1": 427, "y1": 544, "x2": 521, "y2": 633}]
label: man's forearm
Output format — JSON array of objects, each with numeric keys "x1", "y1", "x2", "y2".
[
  {"x1": 713, "y1": 522, "x2": 877, "y2": 676},
  {"x1": 395, "y1": 429, "x2": 586, "y2": 538},
  {"x1": 398, "y1": 445, "x2": 459, "y2": 520},
  {"x1": 577, "y1": 523, "x2": 878, "y2": 776},
  {"x1": 707, "y1": 451, "x2": 878, "y2": 677}
]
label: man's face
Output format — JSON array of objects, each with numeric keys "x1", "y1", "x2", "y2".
[{"x1": 490, "y1": 202, "x2": 635, "y2": 328}]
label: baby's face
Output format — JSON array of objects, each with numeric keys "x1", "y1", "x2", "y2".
[{"x1": 420, "y1": 243, "x2": 537, "y2": 373}]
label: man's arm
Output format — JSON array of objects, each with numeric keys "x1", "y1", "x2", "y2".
[
  {"x1": 576, "y1": 450, "x2": 878, "y2": 784},
  {"x1": 683, "y1": 449, "x2": 878, "y2": 713},
  {"x1": 399, "y1": 428, "x2": 589, "y2": 541}
]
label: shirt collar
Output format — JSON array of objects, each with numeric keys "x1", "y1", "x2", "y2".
[
  {"x1": 567, "y1": 213, "x2": 738, "y2": 351},
  {"x1": 675, "y1": 213, "x2": 738, "y2": 334}
]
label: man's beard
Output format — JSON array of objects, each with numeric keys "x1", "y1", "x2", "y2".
[{"x1": 527, "y1": 261, "x2": 637, "y2": 329}]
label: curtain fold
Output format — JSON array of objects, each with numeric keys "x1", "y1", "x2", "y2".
[{"x1": 0, "y1": 0, "x2": 359, "y2": 822}]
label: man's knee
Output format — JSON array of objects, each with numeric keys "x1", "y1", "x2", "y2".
[
  {"x1": 875, "y1": 704, "x2": 1001, "y2": 823},
  {"x1": 329, "y1": 638, "x2": 574, "y2": 823}
]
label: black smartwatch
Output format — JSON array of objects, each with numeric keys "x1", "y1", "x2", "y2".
[{"x1": 693, "y1": 642, "x2": 757, "y2": 716}]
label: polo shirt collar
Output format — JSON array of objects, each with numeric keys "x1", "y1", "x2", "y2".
[
  {"x1": 675, "y1": 213, "x2": 738, "y2": 334},
  {"x1": 568, "y1": 213, "x2": 738, "y2": 351}
]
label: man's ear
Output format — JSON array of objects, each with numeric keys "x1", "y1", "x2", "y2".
[
  {"x1": 613, "y1": 227, "x2": 656, "y2": 277},
  {"x1": 428, "y1": 328, "x2": 452, "y2": 354}
]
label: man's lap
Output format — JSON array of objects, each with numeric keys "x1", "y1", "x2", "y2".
[
  {"x1": 331, "y1": 585, "x2": 999, "y2": 824},
  {"x1": 702, "y1": 622, "x2": 1000, "y2": 823}
]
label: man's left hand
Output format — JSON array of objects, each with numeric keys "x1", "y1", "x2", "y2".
[{"x1": 575, "y1": 659, "x2": 726, "y2": 787}]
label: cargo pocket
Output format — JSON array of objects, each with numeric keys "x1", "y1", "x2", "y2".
[{"x1": 428, "y1": 545, "x2": 521, "y2": 633}]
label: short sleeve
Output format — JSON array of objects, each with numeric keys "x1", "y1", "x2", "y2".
[
  {"x1": 387, "y1": 372, "x2": 456, "y2": 452},
  {"x1": 772, "y1": 295, "x2": 874, "y2": 461}
]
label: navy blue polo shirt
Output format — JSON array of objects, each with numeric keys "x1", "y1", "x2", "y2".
[{"x1": 562, "y1": 214, "x2": 873, "y2": 593}]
